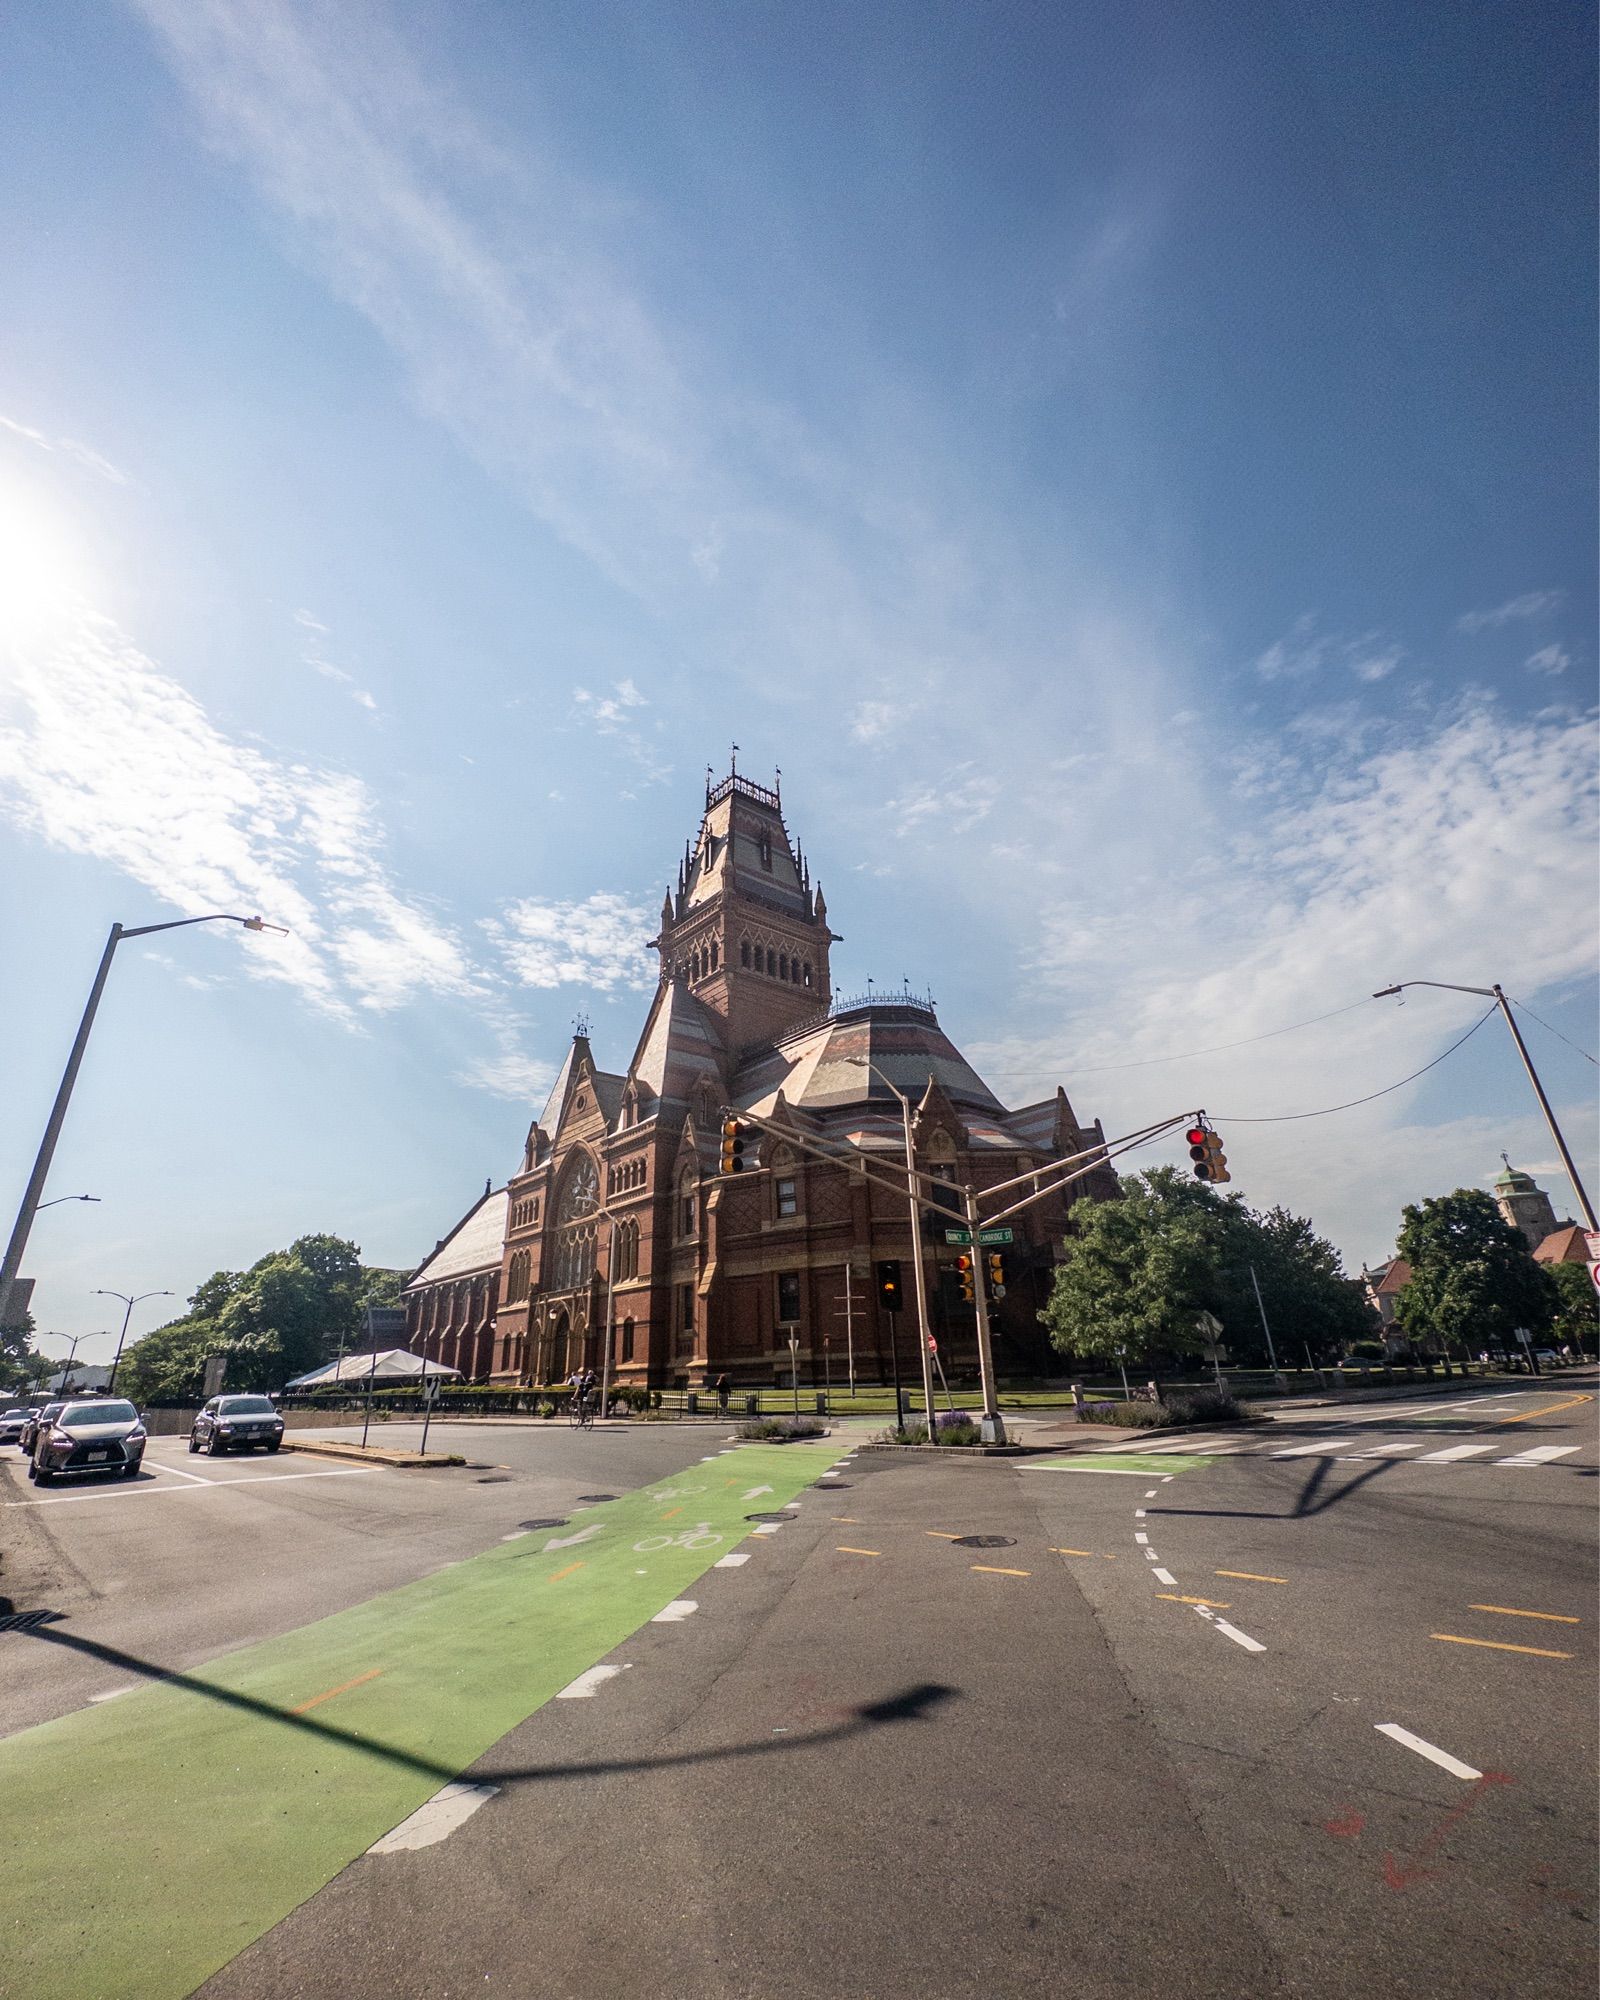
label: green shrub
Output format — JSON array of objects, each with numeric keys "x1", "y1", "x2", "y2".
[
  {"x1": 1099, "y1": 1401, "x2": 1165, "y2": 1428},
  {"x1": 737, "y1": 1416, "x2": 826, "y2": 1441},
  {"x1": 1161, "y1": 1388, "x2": 1244, "y2": 1426}
]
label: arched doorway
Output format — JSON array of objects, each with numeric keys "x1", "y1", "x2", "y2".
[{"x1": 547, "y1": 1311, "x2": 570, "y2": 1383}]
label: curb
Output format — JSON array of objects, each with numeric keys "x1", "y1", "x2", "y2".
[{"x1": 281, "y1": 1439, "x2": 464, "y2": 1469}]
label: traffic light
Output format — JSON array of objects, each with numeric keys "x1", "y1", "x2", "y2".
[
  {"x1": 986, "y1": 1250, "x2": 1005, "y2": 1295},
  {"x1": 876, "y1": 1260, "x2": 904, "y2": 1313},
  {"x1": 1186, "y1": 1123, "x2": 1231, "y2": 1184},
  {"x1": 956, "y1": 1253, "x2": 975, "y2": 1302},
  {"x1": 720, "y1": 1116, "x2": 748, "y2": 1174}
]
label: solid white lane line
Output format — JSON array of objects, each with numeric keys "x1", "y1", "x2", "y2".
[
  {"x1": 557, "y1": 1664, "x2": 632, "y2": 1698},
  {"x1": 714, "y1": 1553, "x2": 750, "y2": 1568},
  {"x1": 2, "y1": 1468, "x2": 372, "y2": 1507},
  {"x1": 1495, "y1": 1445, "x2": 1581, "y2": 1466},
  {"x1": 1152, "y1": 1567, "x2": 1177, "y2": 1586},
  {"x1": 1134, "y1": 1532, "x2": 1150, "y2": 1545},
  {"x1": 1417, "y1": 1444, "x2": 1494, "y2": 1463},
  {"x1": 1212, "y1": 1619, "x2": 1266, "y2": 1654},
  {"x1": 148, "y1": 1461, "x2": 215, "y2": 1485},
  {"x1": 1375, "y1": 1723, "x2": 1481, "y2": 1781},
  {"x1": 650, "y1": 1600, "x2": 698, "y2": 1623},
  {"x1": 368, "y1": 1782, "x2": 499, "y2": 1852}
]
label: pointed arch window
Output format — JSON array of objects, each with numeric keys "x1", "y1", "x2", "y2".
[{"x1": 740, "y1": 938, "x2": 751, "y2": 968}]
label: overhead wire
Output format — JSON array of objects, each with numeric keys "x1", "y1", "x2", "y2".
[
  {"x1": 1206, "y1": 1004, "x2": 1498, "y2": 1122},
  {"x1": 1505, "y1": 995, "x2": 1598, "y2": 1068}
]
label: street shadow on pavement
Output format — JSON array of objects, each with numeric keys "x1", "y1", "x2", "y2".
[
  {"x1": 9, "y1": 1620, "x2": 958, "y2": 1788},
  {"x1": 1153, "y1": 1456, "x2": 1396, "y2": 1521}
]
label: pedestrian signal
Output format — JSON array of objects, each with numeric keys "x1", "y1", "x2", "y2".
[
  {"x1": 956, "y1": 1253, "x2": 975, "y2": 1302},
  {"x1": 1187, "y1": 1124, "x2": 1230, "y2": 1184},
  {"x1": 876, "y1": 1260, "x2": 904, "y2": 1313},
  {"x1": 720, "y1": 1117, "x2": 748, "y2": 1174}
]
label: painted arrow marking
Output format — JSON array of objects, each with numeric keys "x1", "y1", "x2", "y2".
[
  {"x1": 742, "y1": 1485, "x2": 775, "y2": 1500},
  {"x1": 542, "y1": 1524, "x2": 603, "y2": 1552},
  {"x1": 1382, "y1": 1771, "x2": 1513, "y2": 1891}
]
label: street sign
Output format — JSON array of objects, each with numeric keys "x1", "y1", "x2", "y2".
[
  {"x1": 1589, "y1": 1261, "x2": 1600, "y2": 1298},
  {"x1": 943, "y1": 1227, "x2": 1014, "y2": 1247},
  {"x1": 1586, "y1": 1231, "x2": 1600, "y2": 1262}
]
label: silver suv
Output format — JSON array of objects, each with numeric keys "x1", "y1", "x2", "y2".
[{"x1": 189, "y1": 1395, "x2": 285, "y2": 1456}]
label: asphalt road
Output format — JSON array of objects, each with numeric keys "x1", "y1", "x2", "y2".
[{"x1": 1, "y1": 1385, "x2": 1593, "y2": 1999}]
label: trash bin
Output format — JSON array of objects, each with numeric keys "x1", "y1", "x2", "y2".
[
  {"x1": 685, "y1": 1392, "x2": 699, "y2": 1415},
  {"x1": 815, "y1": 1392, "x2": 828, "y2": 1415},
  {"x1": 744, "y1": 1394, "x2": 760, "y2": 1417}
]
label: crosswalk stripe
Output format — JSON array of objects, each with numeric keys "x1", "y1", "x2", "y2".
[
  {"x1": 1416, "y1": 1444, "x2": 1494, "y2": 1462},
  {"x1": 1270, "y1": 1438, "x2": 1350, "y2": 1457},
  {"x1": 1494, "y1": 1445, "x2": 1581, "y2": 1467},
  {"x1": 1344, "y1": 1439, "x2": 1427, "y2": 1456}
]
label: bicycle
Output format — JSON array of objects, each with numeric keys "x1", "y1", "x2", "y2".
[
  {"x1": 569, "y1": 1392, "x2": 596, "y2": 1429},
  {"x1": 633, "y1": 1523, "x2": 723, "y2": 1554}
]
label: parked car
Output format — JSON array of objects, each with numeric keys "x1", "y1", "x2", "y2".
[
  {"x1": 189, "y1": 1395, "x2": 285, "y2": 1456},
  {"x1": 0, "y1": 1408, "x2": 32, "y2": 1446},
  {"x1": 29, "y1": 1399, "x2": 146, "y2": 1484},
  {"x1": 18, "y1": 1403, "x2": 65, "y2": 1454}
]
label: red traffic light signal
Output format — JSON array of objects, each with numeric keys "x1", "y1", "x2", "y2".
[
  {"x1": 1188, "y1": 1122, "x2": 1230, "y2": 1184},
  {"x1": 1185, "y1": 1126, "x2": 1209, "y2": 1149}
]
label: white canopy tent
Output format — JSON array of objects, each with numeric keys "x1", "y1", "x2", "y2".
[{"x1": 284, "y1": 1350, "x2": 463, "y2": 1391}]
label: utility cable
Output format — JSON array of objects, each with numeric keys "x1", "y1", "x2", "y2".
[
  {"x1": 979, "y1": 995, "x2": 1376, "y2": 1078},
  {"x1": 1207, "y1": 1004, "x2": 1498, "y2": 1122},
  {"x1": 1505, "y1": 995, "x2": 1598, "y2": 1068}
]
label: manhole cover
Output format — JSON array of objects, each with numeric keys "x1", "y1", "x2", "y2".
[
  {"x1": 952, "y1": 1534, "x2": 1016, "y2": 1550},
  {"x1": 518, "y1": 1517, "x2": 569, "y2": 1531},
  {"x1": 576, "y1": 1493, "x2": 617, "y2": 1503},
  {"x1": 476, "y1": 1475, "x2": 511, "y2": 1484},
  {"x1": 745, "y1": 1511, "x2": 790, "y2": 1523}
]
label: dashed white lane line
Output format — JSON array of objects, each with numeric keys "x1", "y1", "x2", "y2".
[
  {"x1": 1496, "y1": 1445, "x2": 1581, "y2": 1466},
  {"x1": 500, "y1": 1530, "x2": 530, "y2": 1541},
  {"x1": 1144, "y1": 1549, "x2": 1158, "y2": 1561},
  {"x1": 88, "y1": 1686, "x2": 138, "y2": 1703},
  {"x1": 714, "y1": 1552, "x2": 751, "y2": 1568},
  {"x1": 557, "y1": 1664, "x2": 632, "y2": 1699},
  {"x1": 368, "y1": 1782, "x2": 499, "y2": 1853},
  {"x1": 1161, "y1": 1476, "x2": 1174, "y2": 1483},
  {"x1": 1144, "y1": 1489, "x2": 1158, "y2": 1498},
  {"x1": 2, "y1": 1468, "x2": 372, "y2": 1507},
  {"x1": 650, "y1": 1600, "x2": 698, "y2": 1624},
  {"x1": 1417, "y1": 1444, "x2": 1494, "y2": 1463},
  {"x1": 1135, "y1": 1509, "x2": 1147, "y2": 1519},
  {"x1": 1134, "y1": 1533, "x2": 1150, "y2": 1545},
  {"x1": 1375, "y1": 1722, "x2": 1482, "y2": 1781},
  {"x1": 1152, "y1": 1567, "x2": 1177, "y2": 1586},
  {"x1": 1212, "y1": 1618, "x2": 1267, "y2": 1654},
  {"x1": 752, "y1": 1523, "x2": 781, "y2": 1535}
]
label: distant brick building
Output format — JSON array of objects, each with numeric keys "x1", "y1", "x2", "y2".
[{"x1": 404, "y1": 766, "x2": 1117, "y2": 1390}]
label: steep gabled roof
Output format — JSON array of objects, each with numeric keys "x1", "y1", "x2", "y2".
[
  {"x1": 628, "y1": 977, "x2": 727, "y2": 1113},
  {"x1": 405, "y1": 1186, "x2": 508, "y2": 1291},
  {"x1": 1533, "y1": 1224, "x2": 1589, "y2": 1265},
  {"x1": 734, "y1": 1002, "x2": 1005, "y2": 1118}
]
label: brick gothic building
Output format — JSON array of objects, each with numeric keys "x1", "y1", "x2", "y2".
[{"x1": 403, "y1": 768, "x2": 1117, "y2": 1389}]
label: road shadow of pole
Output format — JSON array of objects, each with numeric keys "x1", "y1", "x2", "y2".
[
  {"x1": 1152, "y1": 1456, "x2": 1397, "y2": 1522},
  {"x1": 9, "y1": 1621, "x2": 959, "y2": 1788}
]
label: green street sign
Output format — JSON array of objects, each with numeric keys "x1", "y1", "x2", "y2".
[
  {"x1": 943, "y1": 1226, "x2": 1015, "y2": 1246},
  {"x1": 944, "y1": 1229, "x2": 971, "y2": 1245}
]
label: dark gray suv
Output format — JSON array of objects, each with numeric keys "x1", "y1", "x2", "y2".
[
  {"x1": 29, "y1": 1399, "x2": 146, "y2": 1484},
  {"x1": 189, "y1": 1395, "x2": 285, "y2": 1455}
]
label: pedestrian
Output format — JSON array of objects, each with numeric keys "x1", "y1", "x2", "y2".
[{"x1": 715, "y1": 1372, "x2": 731, "y2": 1416}]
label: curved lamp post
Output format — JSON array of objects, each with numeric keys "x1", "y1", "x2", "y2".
[
  {"x1": 0, "y1": 915, "x2": 284, "y2": 1331},
  {"x1": 96, "y1": 1289, "x2": 174, "y2": 1393}
]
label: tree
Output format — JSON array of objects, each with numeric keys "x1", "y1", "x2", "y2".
[
  {"x1": 1547, "y1": 1262, "x2": 1598, "y2": 1357},
  {"x1": 1394, "y1": 1189, "x2": 1558, "y2": 1362},
  {"x1": 1041, "y1": 1168, "x2": 1235, "y2": 1371},
  {"x1": 1041, "y1": 1169, "x2": 1377, "y2": 1374},
  {"x1": 0, "y1": 1302, "x2": 42, "y2": 1393}
]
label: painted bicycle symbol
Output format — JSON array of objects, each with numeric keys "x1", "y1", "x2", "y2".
[{"x1": 633, "y1": 1522, "x2": 723, "y2": 1553}]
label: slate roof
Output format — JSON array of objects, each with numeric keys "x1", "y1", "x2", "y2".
[
  {"x1": 1533, "y1": 1224, "x2": 1589, "y2": 1265},
  {"x1": 405, "y1": 1187, "x2": 508, "y2": 1290},
  {"x1": 628, "y1": 978, "x2": 727, "y2": 1114}
]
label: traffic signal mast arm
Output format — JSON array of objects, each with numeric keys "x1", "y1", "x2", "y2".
[{"x1": 974, "y1": 1113, "x2": 1198, "y2": 1229}]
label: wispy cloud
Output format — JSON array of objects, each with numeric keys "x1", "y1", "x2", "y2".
[
  {"x1": 886, "y1": 766, "x2": 997, "y2": 836},
  {"x1": 0, "y1": 602, "x2": 474, "y2": 1020},
  {"x1": 0, "y1": 411, "x2": 130, "y2": 485},
  {"x1": 1524, "y1": 643, "x2": 1571, "y2": 676},
  {"x1": 1255, "y1": 614, "x2": 1405, "y2": 685},
  {"x1": 850, "y1": 700, "x2": 899, "y2": 742},
  {"x1": 293, "y1": 608, "x2": 378, "y2": 712},
  {"x1": 1456, "y1": 590, "x2": 1564, "y2": 634},
  {"x1": 571, "y1": 677, "x2": 667, "y2": 788},
  {"x1": 483, "y1": 891, "x2": 656, "y2": 993}
]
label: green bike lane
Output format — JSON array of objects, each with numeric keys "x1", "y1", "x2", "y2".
[{"x1": 0, "y1": 1440, "x2": 838, "y2": 2000}]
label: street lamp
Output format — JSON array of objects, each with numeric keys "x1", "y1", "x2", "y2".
[
  {"x1": 95, "y1": 1289, "x2": 174, "y2": 1392},
  {"x1": 845, "y1": 1057, "x2": 944, "y2": 1443},
  {"x1": 1373, "y1": 981, "x2": 1596, "y2": 1233},
  {"x1": 0, "y1": 914, "x2": 285, "y2": 1330},
  {"x1": 45, "y1": 1329, "x2": 110, "y2": 1397},
  {"x1": 37, "y1": 1195, "x2": 100, "y2": 1211}
]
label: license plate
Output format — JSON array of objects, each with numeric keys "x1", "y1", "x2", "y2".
[{"x1": 87, "y1": 1450, "x2": 109, "y2": 1462}]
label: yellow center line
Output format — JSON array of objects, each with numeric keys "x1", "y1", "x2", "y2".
[
  {"x1": 836, "y1": 1546, "x2": 881, "y2": 1557},
  {"x1": 1156, "y1": 1593, "x2": 1230, "y2": 1609},
  {"x1": 971, "y1": 1565, "x2": 1031, "y2": 1577},
  {"x1": 1430, "y1": 1632, "x2": 1573, "y2": 1660},
  {"x1": 545, "y1": 1561, "x2": 585, "y2": 1583},
  {"x1": 1215, "y1": 1570, "x2": 1288, "y2": 1584},
  {"x1": 1469, "y1": 1604, "x2": 1581, "y2": 1625},
  {"x1": 925, "y1": 1531, "x2": 962, "y2": 1540},
  {"x1": 1497, "y1": 1393, "x2": 1593, "y2": 1425},
  {"x1": 832, "y1": 1516, "x2": 860, "y2": 1523},
  {"x1": 1048, "y1": 1548, "x2": 1117, "y2": 1560},
  {"x1": 292, "y1": 1667, "x2": 383, "y2": 1714}
]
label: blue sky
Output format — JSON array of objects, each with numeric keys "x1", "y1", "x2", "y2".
[{"x1": 1, "y1": 0, "x2": 1594, "y2": 1358}]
